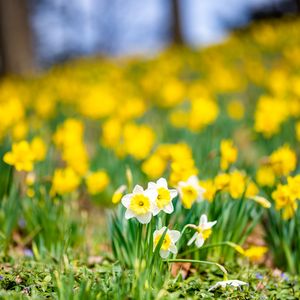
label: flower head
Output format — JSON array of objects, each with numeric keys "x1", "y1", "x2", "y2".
[
  {"x1": 86, "y1": 170, "x2": 110, "y2": 195},
  {"x1": 148, "y1": 178, "x2": 177, "y2": 216},
  {"x1": 208, "y1": 280, "x2": 248, "y2": 291},
  {"x1": 187, "y1": 214, "x2": 217, "y2": 248},
  {"x1": 220, "y1": 139, "x2": 238, "y2": 171},
  {"x1": 121, "y1": 185, "x2": 157, "y2": 224},
  {"x1": 51, "y1": 167, "x2": 80, "y2": 195},
  {"x1": 3, "y1": 141, "x2": 35, "y2": 172},
  {"x1": 112, "y1": 185, "x2": 127, "y2": 204},
  {"x1": 178, "y1": 176, "x2": 205, "y2": 209},
  {"x1": 153, "y1": 226, "x2": 180, "y2": 258}
]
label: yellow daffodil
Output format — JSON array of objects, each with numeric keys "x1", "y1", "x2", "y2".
[
  {"x1": 86, "y1": 170, "x2": 110, "y2": 195},
  {"x1": 3, "y1": 140, "x2": 35, "y2": 172},
  {"x1": 51, "y1": 167, "x2": 81, "y2": 195}
]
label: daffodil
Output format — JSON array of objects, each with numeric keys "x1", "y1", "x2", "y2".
[
  {"x1": 187, "y1": 214, "x2": 217, "y2": 248},
  {"x1": 86, "y1": 170, "x2": 110, "y2": 195},
  {"x1": 178, "y1": 176, "x2": 205, "y2": 209},
  {"x1": 121, "y1": 185, "x2": 157, "y2": 224},
  {"x1": 208, "y1": 280, "x2": 248, "y2": 291},
  {"x1": 153, "y1": 226, "x2": 180, "y2": 258},
  {"x1": 147, "y1": 178, "x2": 177, "y2": 216},
  {"x1": 112, "y1": 185, "x2": 127, "y2": 204},
  {"x1": 51, "y1": 167, "x2": 81, "y2": 195},
  {"x1": 3, "y1": 140, "x2": 35, "y2": 172}
]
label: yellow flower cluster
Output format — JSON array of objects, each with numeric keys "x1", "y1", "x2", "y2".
[
  {"x1": 169, "y1": 97, "x2": 219, "y2": 132},
  {"x1": 272, "y1": 175, "x2": 300, "y2": 220},
  {"x1": 142, "y1": 143, "x2": 197, "y2": 186},
  {"x1": 53, "y1": 119, "x2": 89, "y2": 175},
  {"x1": 220, "y1": 139, "x2": 238, "y2": 171},
  {"x1": 102, "y1": 120, "x2": 155, "y2": 160},
  {"x1": 3, "y1": 138, "x2": 47, "y2": 172}
]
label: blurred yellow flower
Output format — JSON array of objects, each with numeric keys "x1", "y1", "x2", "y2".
[
  {"x1": 256, "y1": 166, "x2": 275, "y2": 187},
  {"x1": 112, "y1": 185, "x2": 127, "y2": 204},
  {"x1": 249, "y1": 196, "x2": 271, "y2": 208},
  {"x1": 86, "y1": 170, "x2": 110, "y2": 195},
  {"x1": 188, "y1": 97, "x2": 219, "y2": 131},
  {"x1": 51, "y1": 167, "x2": 80, "y2": 195},
  {"x1": 214, "y1": 173, "x2": 230, "y2": 191},
  {"x1": 31, "y1": 137, "x2": 47, "y2": 161},
  {"x1": 123, "y1": 123, "x2": 155, "y2": 160},
  {"x1": 254, "y1": 96, "x2": 288, "y2": 138},
  {"x1": 199, "y1": 179, "x2": 216, "y2": 202},
  {"x1": 12, "y1": 121, "x2": 28, "y2": 141},
  {"x1": 227, "y1": 100, "x2": 244, "y2": 120},
  {"x1": 244, "y1": 246, "x2": 268, "y2": 262},
  {"x1": 141, "y1": 154, "x2": 167, "y2": 180},
  {"x1": 3, "y1": 140, "x2": 35, "y2": 172},
  {"x1": 220, "y1": 139, "x2": 238, "y2": 171},
  {"x1": 272, "y1": 184, "x2": 297, "y2": 220},
  {"x1": 269, "y1": 145, "x2": 296, "y2": 177}
]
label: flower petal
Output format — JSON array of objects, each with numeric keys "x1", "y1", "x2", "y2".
[
  {"x1": 159, "y1": 249, "x2": 170, "y2": 259},
  {"x1": 187, "y1": 232, "x2": 197, "y2": 246},
  {"x1": 136, "y1": 213, "x2": 152, "y2": 224},
  {"x1": 169, "y1": 244, "x2": 178, "y2": 254},
  {"x1": 147, "y1": 182, "x2": 156, "y2": 189},
  {"x1": 169, "y1": 230, "x2": 181, "y2": 242},
  {"x1": 133, "y1": 184, "x2": 144, "y2": 194},
  {"x1": 170, "y1": 189, "x2": 178, "y2": 199},
  {"x1": 121, "y1": 194, "x2": 132, "y2": 207},
  {"x1": 125, "y1": 209, "x2": 134, "y2": 219},
  {"x1": 163, "y1": 203, "x2": 174, "y2": 214},
  {"x1": 195, "y1": 235, "x2": 205, "y2": 248},
  {"x1": 157, "y1": 177, "x2": 168, "y2": 188},
  {"x1": 199, "y1": 214, "x2": 208, "y2": 226}
]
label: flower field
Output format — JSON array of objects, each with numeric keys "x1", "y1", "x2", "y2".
[{"x1": 1, "y1": 18, "x2": 300, "y2": 299}]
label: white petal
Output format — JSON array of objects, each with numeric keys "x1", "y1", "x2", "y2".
[
  {"x1": 157, "y1": 177, "x2": 168, "y2": 188},
  {"x1": 152, "y1": 205, "x2": 161, "y2": 216},
  {"x1": 206, "y1": 220, "x2": 217, "y2": 228},
  {"x1": 157, "y1": 226, "x2": 167, "y2": 235},
  {"x1": 133, "y1": 185, "x2": 144, "y2": 194},
  {"x1": 163, "y1": 203, "x2": 174, "y2": 214},
  {"x1": 136, "y1": 213, "x2": 152, "y2": 224},
  {"x1": 147, "y1": 182, "x2": 157, "y2": 189},
  {"x1": 170, "y1": 189, "x2": 178, "y2": 199},
  {"x1": 121, "y1": 194, "x2": 132, "y2": 208},
  {"x1": 169, "y1": 230, "x2": 181, "y2": 242},
  {"x1": 195, "y1": 235, "x2": 205, "y2": 248},
  {"x1": 125, "y1": 209, "x2": 135, "y2": 220},
  {"x1": 187, "y1": 232, "x2": 198, "y2": 246},
  {"x1": 169, "y1": 244, "x2": 178, "y2": 254},
  {"x1": 159, "y1": 249, "x2": 170, "y2": 259},
  {"x1": 188, "y1": 175, "x2": 199, "y2": 186},
  {"x1": 199, "y1": 214, "x2": 208, "y2": 226},
  {"x1": 144, "y1": 188, "x2": 158, "y2": 202}
]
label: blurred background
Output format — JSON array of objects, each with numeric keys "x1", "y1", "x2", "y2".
[{"x1": 0, "y1": 0, "x2": 299, "y2": 75}]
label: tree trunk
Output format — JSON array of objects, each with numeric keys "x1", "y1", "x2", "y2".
[
  {"x1": 0, "y1": 0, "x2": 36, "y2": 76},
  {"x1": 170, "y1": 0, "x2": 184, "y2": 45}
]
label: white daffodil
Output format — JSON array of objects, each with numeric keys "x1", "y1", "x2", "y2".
[
  {"x1": 178, "y1": 175, "x2": 206, "y2": 209},
  {"x1": 208, "y1": 280, "x2": 248, "y2": 291},
  {"x1": 147, "y1": 177, "x2": 178, "y2": 216},
  {"x1": 187, "y1": 214, "x2": 217, "y2": 248},
  {"x1": 153, "y1": 226, "x2": 181, "y2": 258},
  {"x1": 121, "y1": 184, "x2": 157, "y2": 224}
]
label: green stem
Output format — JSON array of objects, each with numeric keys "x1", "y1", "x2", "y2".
[{"x1": 179, "y1": 241, "x2": 242, "y2": 257}]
